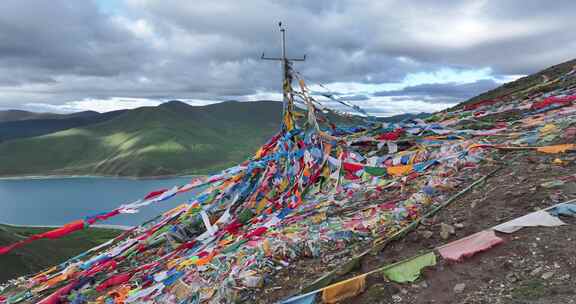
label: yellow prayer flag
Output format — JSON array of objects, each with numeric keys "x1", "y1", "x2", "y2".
[{"x1": 321, "y1": 274, "x2": 366, "y2": 303}]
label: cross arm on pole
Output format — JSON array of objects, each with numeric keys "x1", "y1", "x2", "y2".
[
  {"x1": 288, "y1": 54, "x2": 306, "y2": 62},
  {"x1": 260, "y1": 22, "x2": 306, "y2": 63},
  {"x1": 261, "y1": 53, "x2": 282, "y2": 61},
  {"x1": 261, "y1": 53, "x2": 306, "y2": 62}
]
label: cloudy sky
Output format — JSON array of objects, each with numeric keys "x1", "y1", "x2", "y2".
[{"x1": 0, "y1": 0, "x2": 575, "y2": 116}]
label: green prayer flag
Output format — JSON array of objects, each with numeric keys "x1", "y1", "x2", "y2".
[
  {"x1": 238, "y1": 209, "x2": 255, "y2": 224},
  {"x1": 221, "y1": 239, "x2": 248, "y2": 254},
  {"x1": 382, "y1": 252, "x2": 436, "y2": 283},
  {"x1": 364, "y1": 166, "x2": 387, "y2": 176}
]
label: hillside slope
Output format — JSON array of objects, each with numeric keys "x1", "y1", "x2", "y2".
[
  {"x1": 0, "y1": 225, "x2": 120, "y2": 283},
  {"x1": 0, "y1": 110, "x2": 126, "y2": 143},
  {"x1": 0, "y1": 100, "x2": 282, "y2": 177},
  {"x1": 458, "y1": 58, "x2": 576, "y2": 108}
]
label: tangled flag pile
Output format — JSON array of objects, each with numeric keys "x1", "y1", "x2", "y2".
[{"x1": 1, "y1": 64, "x2": 576, "y2": 304}]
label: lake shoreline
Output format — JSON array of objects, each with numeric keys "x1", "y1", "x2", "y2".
[
  {"x1": 0, "y1": 173, "x2": 205, "y2": 181},
  {"x1": 0, "y1": 175, "x2": 203, "y2": 227}
]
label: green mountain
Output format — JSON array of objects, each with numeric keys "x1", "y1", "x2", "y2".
[{"x1": 0, "y1": 100, "x2": 282, "y2": 177}]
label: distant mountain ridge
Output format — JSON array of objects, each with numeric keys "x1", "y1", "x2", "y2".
[
  {"x1": 0, "y1": 110, "x2": 127, "y2": 143},
  {"x1": 0, "y1": 109, "x2": 99, "y2": 123},
  {"x1": 0, "y1": 101, "x2": 429, "y2": 177}
]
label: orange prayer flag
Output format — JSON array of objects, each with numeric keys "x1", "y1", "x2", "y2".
[
  {"x1": 196, "y1": 251, "x2": 217, "y2": 266},
  {"x1": 45, "y1": 273, "x2": 67, "y2": 287},
  {"x1": 387, "y1": 164, "x2": 413, "y2": 176}
]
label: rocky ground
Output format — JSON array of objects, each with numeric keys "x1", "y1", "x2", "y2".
[{"x1": 344, "y1": 149, "x2": 576, "y2": 304}]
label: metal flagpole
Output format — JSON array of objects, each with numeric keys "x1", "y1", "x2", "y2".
[{"x1": 261, "y1": 22, "x2": 306, "y2": 131}]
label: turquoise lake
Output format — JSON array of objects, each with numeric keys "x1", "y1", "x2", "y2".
[{"x1": 0, "y1": 177, "x2": 201, "y2": 227}]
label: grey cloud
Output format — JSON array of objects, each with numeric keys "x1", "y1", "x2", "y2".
[
  {"x1": 340, "y1": 94, "x2": 370, "y2": 101},
  {"x1": 0, "y1": 1, "x2": 152, "y2": 77},
  {"x1": 374, "y1": 79, "x2": 500, "y2": 102},
  {"x1": 0, "y1": 0, "x2": 575, "y2": 110}
]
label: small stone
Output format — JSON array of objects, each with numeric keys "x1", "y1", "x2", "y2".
[
  {"x1": 558, "y1": 274, "x2": 571, "y2": 280},
  {"x1": 440, "y1": 223, "x2": 455, "y2": 240},
  {"x1": 242, "y1": 275, "x2": 263, "y2": 288},
  {"x1": 541, "y1": 271, "x2": 555, "y2": 280},
  {"x1": 535, "y1": 164, "x2": 547, "y2": 170},
  {"x1": 530, "y1": 267, "x2": 543, "y2": 276},
  {"x1": 505, "y1": 273, "x2": 518, "y2": 283},
  {"x1": 454, "y1": 283, "x2": 466, "y2": 293},
  {"x1": 421, "y1": 230, "x2": 434, "y2": 239},
  {"x1": 454, "y1": 223, "x2": 465, "y2": 229}
]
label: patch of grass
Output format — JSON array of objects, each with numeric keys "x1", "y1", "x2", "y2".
[
  {"x1": 0, "y1": 224, "x2": 121, "y2": 283},
  {"x1": 512, "y1": 279, "x2": 548, "y2": 300}
]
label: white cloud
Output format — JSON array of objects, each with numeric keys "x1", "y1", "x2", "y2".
[
  {"x1": 360, "y1": 97, "x2": 453, "y2": 117},
  {"x1": 25, "y1": 98, "x2": 162, "y2": 113},
  {"x1": 403, "y1": 68, "x2": 494, "y2": 86},
  {"x1": 24, "y1": 97, "x2": 234, "y2": 113}
]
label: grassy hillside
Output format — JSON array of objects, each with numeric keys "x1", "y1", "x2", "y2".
[
  {"x1": 458, "y1": 58, "x2": 576, "y2": 108},
  {"x1": 0, "y1": 224, "x2": 120, "y2": 283},
  {"x1": 0, "y1": 100, "x2": 282, "y2": 177},
  {"x1": 0, "y1": 110, "x2": 126, "y2": 143}
]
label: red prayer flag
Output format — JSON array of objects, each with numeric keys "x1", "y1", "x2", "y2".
[
  {"x1": 40, "y1": 220, "x2": 85, "y2": 239},
  {"x1": 245, "y1": 227, "x2": 268, "y2": 239},
  {"x1": 38, "y1": 281, "x2": 76, "y2": 304},
  {"x1": 96, "y1": 273, "x2": 132, "y2": 292},
  {"x1": 342, "y1": 162, "x2": 364, "y2": 172},
  {"x1": 144, "y1": 189, "x2": 168, "y2": 200}
]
